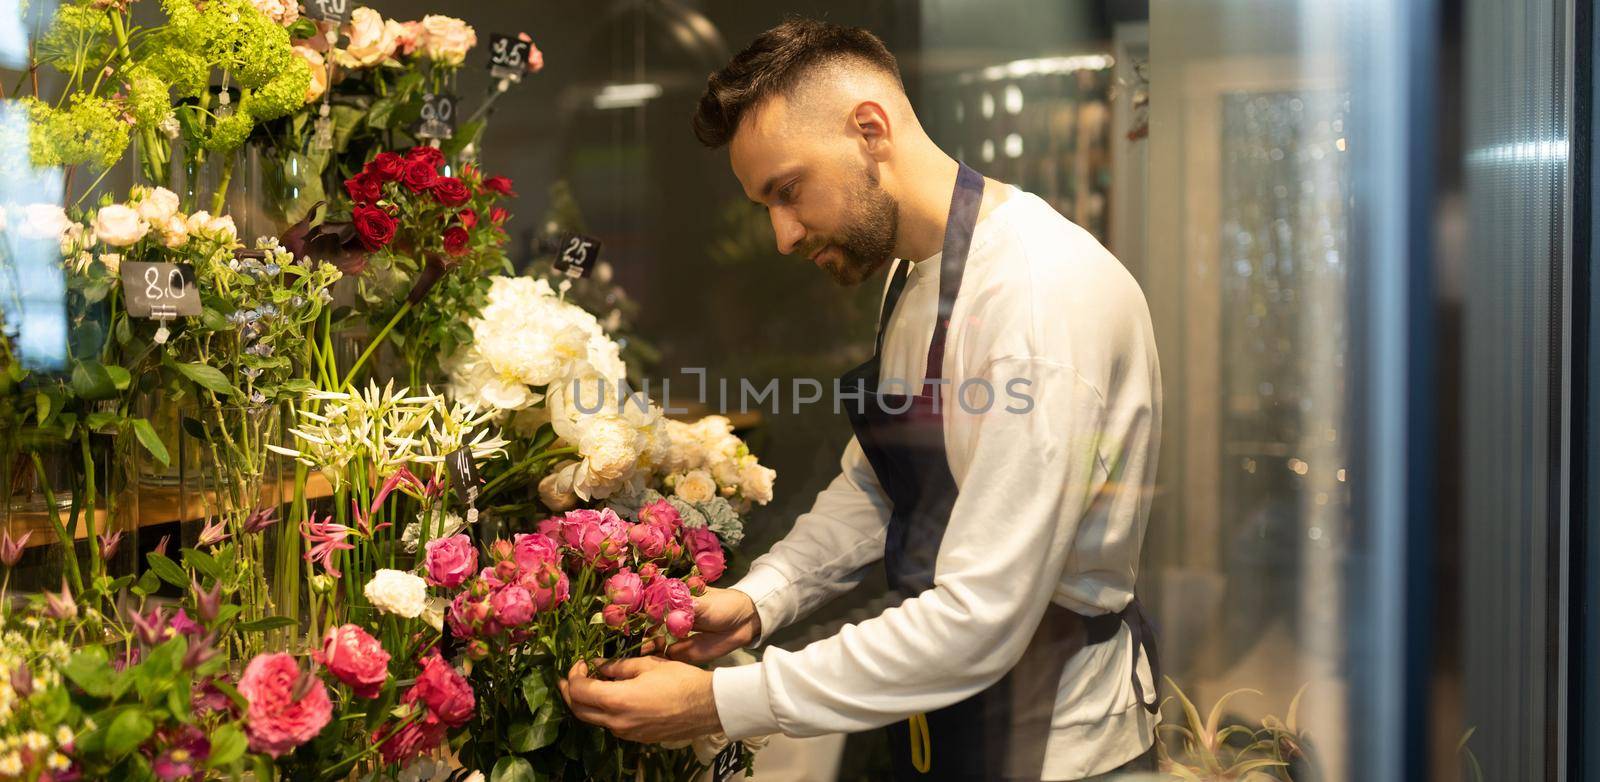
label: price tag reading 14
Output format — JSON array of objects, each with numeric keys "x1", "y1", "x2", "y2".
[
  {"x1": 487, "y1": 33, "x2": 529, "y2": 82},
  {"x1": 121, "y1": 261, "x2": 200, "y2": 319}
]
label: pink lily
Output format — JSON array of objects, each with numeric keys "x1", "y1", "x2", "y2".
[
  {"x1": 0, "y1": 529, "x2": 30, "y2": 567},
  {"x1": 301, "y1": 514, "x2": 355, "y2": 578},
  {"x1": 351, "y1": 469, "x2": 421, "y2": 538},
  {"x1": 44, "y1": 578, "x2": 77, "y2": 620},
  {"x1": 197, "y1": 517, "x2": 229, "y2": 547},
  {"x1": 97, "y1": 530, "x2": 124, "y2": 561},
  {"x1": 242, "y1": 506, "x2": 279, "y2": 535},
  {"x1": 154, "y1": 534, "x2": 172, "y2": 557}
]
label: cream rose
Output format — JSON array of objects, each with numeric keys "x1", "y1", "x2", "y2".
[
  {"x1": 293, "y1": 46, "x2": 328, "y2": 103},
  {"x1": 249, "y1": 0, "x2": 298, "y2": 26},
  {"x1": 134, "y1": 186, "x2": 180, "y2": 225},
  {"x1": 395, "y1": 20, "x2": 423, "y2": 56},
  {"x1": 159, "y1": 215, "x2": 189, "y2": 248},
  {"x1": 338, "y1": 8, "x2": 398, "y2": 68},
  {"x1": 674, "y1": 469, "x2": 717, "y2": 504},
  {"x1": 538, "y1": 461, "x2": 580, "y2": 512},
  {"x1": 98, "y1": 253, "x2": 122, "y2": 275},
  {"x1": 419, "y1": 15, "x2": 476, "y2": 66},
  {"x1": 738, "y1": 462, "x2": 776, "y2": 505},
  {"x1": 363, "y1": 569, "x2": 427, "y2": 618},
  {"x1": 93, "y1": 204, "x2": 148, "y2": 247}
]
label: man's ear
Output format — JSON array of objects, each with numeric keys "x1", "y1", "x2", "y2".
[{"x1": 852, "y1": 101, "x2": 892, "y2": 160}]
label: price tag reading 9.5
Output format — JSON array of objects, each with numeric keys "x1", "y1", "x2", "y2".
[
  {"x1": 121, "y1": 262, "x2": 201, "y2": 319},
  {"x1": 414, "y1": 93, "x2": 458, "y2": 140},
  {"x1": 487, "y1": 33, "x2": 529, "y2": 81},
  {"x1": 553, "y1": 234, "x2": 601, "y2": 279},
  {"x1": 302, "y1": 0, "x2": 351, "y2": 24}
]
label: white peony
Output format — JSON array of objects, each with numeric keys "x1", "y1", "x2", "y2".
[
  {"x1": 418, "y1": 15, "x2": 476, "y2": 66},
  {"x1": 337, "y1": 8, "x2": 399, "y2": 68},
  {"x1": 738, "y1": 461, "x2": 777, "y2": 505},
  {"x1": 364, "y1": 569, "x2": 427, "y2": 618},
  {"x1": 674, "y1": 469, "x2": 717, "y2": 504},
  {"x1": 133, "y1": 186, "x2": 180, "y2": 226},
  {"x1": 92, "y1": 204, "x2": 147, "y2": 247}
]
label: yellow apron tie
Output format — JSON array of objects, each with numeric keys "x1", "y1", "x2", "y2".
[{"x1": 908, "y1": 712, "x2": 932, "y2": 773}]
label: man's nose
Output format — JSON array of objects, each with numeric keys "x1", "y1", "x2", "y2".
[{"x1": 769, "y1": 209, "x2": 805, "y2": 256}]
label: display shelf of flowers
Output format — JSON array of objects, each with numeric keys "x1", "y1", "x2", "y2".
[{"x1": 0, "y1": 2, "x2": 772, "y2": 779}]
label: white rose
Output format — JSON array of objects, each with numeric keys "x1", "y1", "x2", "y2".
[
  {"x1": 674, "y1": 469, "x2": 717, "y2": 504},
  {"x1": 206, "y1": 214, "x2": 237, "y2": 243},
  {"x1": 98, "y1": 253, "x2": 122, "y2": 275},
  {"x1": 19, "y1": 204, "x2": 70, "y2": 241},
  {"x1": 363, "y1": 569, "x2": 427, "y2": 618},
  {"x1": 738, "y1": 462, "x2": 776, "y2": 505},
  {"x1": 92, "y1": 204, "x2": 148, "y2": 247},
  {"x1": 338, "y1": 8, "x2": 399, "y2": 68},
  {"x1": 419, "y1": 15, "x2": 476, "y2": 66},
  {"x1": 159, "y1": 215, "x2": 189, "y2": 248},
  {"x1": 134, "y1": 186, "x2": 180, "y2": 225},
  {"x1": 538, "y1": 460, "x2": 581, "y2": 512},
  {"x1": 293, "y1": 46, "x2": 328, "y2": 103},
  {"x1": 185, "y1": 210, "x2": 213, "y2": 237}
]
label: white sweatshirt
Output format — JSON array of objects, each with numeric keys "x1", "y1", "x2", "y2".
[{"x1": 712, "y1": 188, "x2": 1162, "y2": 780}]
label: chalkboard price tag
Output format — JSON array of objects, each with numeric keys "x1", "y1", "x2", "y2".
[
  {"x1": 711, "y1": 744, "x2": 742, "y2": 782},
  {"x1": 302, "y1": 0, "x2": 351, "y2": 24},
  {"x1": 445, "y1": 446, "x2": 481, "y2": 507},
  {"x1": 553, "y1": 234, "x2": 601, "y2": 279},
  {"x1": 121, "y1": 262, "x2": 200, "y2": 319},
  {"x1": 487, "y1": 33, "x2": 529, "y2": 82},
  {"x1": 415, "y1": 93, "x2": 457, "y2": 140}
]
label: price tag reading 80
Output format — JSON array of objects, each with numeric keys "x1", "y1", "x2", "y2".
[
  {"x1": 121, "y1": 261, "x2": 201, "y2": 319},
  {"x1": 487, "y1": 33, "x2": 529, "y2": 81},
  {"x1": 415, "y1": 93, "x2": 458, "y2": 140}
]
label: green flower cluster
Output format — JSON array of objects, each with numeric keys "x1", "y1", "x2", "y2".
[
  {"x1": 22, "y1": 95, "x2": 131, "y2": 169},
  {"x1": 123, "y1": 64, "x2": 173, "y2": 130},
  {"x1": 34, "y1": 2, "x2": 114, "y2": 70}
]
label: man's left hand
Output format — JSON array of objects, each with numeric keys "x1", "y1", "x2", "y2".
[{"x1": 557, "y1": 656, "x2": 721, "y2": 743}]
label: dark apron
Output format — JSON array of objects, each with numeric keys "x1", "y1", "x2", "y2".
[{"x1": 839, "y1": 163, "x2": 1160, "y2": 781}]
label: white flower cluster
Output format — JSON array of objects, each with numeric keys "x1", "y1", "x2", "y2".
[
  {"x1": 544, "y1": 371, "x2": 669, "y2": 503},
  {"x1": 365, "y1": 569, "x2": 428, "y2": 618},
  {"x1": 0, "y1": 630, "x2": 72, "y2": 777},
  {"x1": 660, "y1": 416, "x2": 776, "y2": 506},
  {"x1": 4, "y1": 188, "x2": 236, "y2": 278},
  {"x1": 269, "y1": 382, "x2": 507, "y2": 492}
]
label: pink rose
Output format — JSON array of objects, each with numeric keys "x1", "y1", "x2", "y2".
[
  {"x1": 535, "y1": 517, "x2": 564, "y2": 539},
  {"x1": 665, "y1": 608, "x2": 694, "y2": 639},
  {"x1": 424, "y1": 534, "x2": 477, "y2": 588},
  {"x1": 526, "y1": 564, "x2": 570, "y2": 611},
  {"x1": 604, "y1": 569, "x2": 644, "y2": 610},
  {"x1": 641, "y1": 578, "x2": 693, "y2": 624},
  {"x1": 683, "y1": 527, "x2": 722, "y2": 558},
  {"x1": 638, "y1": 562, "x2": 661, "y2": 583},
  {"x1": 394, "y1": 20, "x2": 423, "y2": 56},
  {"x1": 602, "y1": 603, "x2": 628, "y2": 629},
  {"x1": 317, "y1": 624, "x2": 390, "y2": 698},
  {"x1": 513, "y1": 532, "x2": 560, "y2": 571},
  {"x1": 376, "y1": 713, "x2": 445, "y2": 766},
  {"x1": 490, "y1": 585, "x2": 535, "y2": 626},
  {"x1": 694, "y1": 547, "x2": 727, "y2": 583},
  {"x1": 447, "y1": 593, "x2": 477, "y2": 639},
  {"x1": 238, "y1": 653, "x2": 333, "y2": 757},
  {"x1": 560, "y1": 508, "x2": 629, "y2": 570},
  {"x1": 477, "y1": 565, "x2": 506, "y2": 591},
  {"x1": 409, "y1": 651, "x2": 475, "y2": 727},
  {"x1": 638, "y1": 499, "x2": 682, "y2": 533},
  {"x1": 628, "y1": 521, "x2": 672, "y2": 560}
]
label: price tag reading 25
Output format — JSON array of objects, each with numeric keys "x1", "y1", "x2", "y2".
[
  {"x1": 554, "y1": 234, "x2": 601, "y2": 279},
  {"x1": 121, "y1": 261, "x2": 201, "y2": 319}
]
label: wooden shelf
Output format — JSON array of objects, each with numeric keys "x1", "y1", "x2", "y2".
[{"x1": 6, "y1": 473, "x2": 334, "y2": 548}]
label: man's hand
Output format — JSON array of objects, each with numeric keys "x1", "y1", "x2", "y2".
[
  {"x1": 557, "y1": 657, "x2": 720, "y2": 743},
  {"x1": 661, "y1": 587, "x2": 761, "y2": 663}
]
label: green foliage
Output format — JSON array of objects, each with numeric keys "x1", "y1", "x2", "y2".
[{"x1": 23, "y1": 95, "x2": 132, "y2": 169}]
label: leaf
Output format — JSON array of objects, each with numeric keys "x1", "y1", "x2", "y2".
[
  {"x1": 181, "y1": 548, "x2": 223, "y2": 582},
  {"x1": 104, "y1": 707, "x2": 154, "y2": 757},
  {"x1": 145, "y1": 552, "x2": 189, "y2": 588},
  {"x1": 105, "y1": 364, "x2": 132, "y2": 391},
  {"x1": 70, "y1": 360, "x2": 119, "y2": 400},
  {"x1": 35, "y1": 391, "x2": 52, "y2": 424},
  {"x1": 490, "y1": 756, "x2": 536, "y2": 782},
  {"x1": 521, "y1": 671, "x2": 551, "y2": 713},
  {"x1": 133, "y1": 568, "x2": 161, "y2": 597},
  {"x1": 84, "y1": 411, "x2": 121, "y2": 431},
  {"x1": 174, "y1": 362, "x2": 236, "y2": 397},
  {"x1": 63, "y1": 647, "x2": 115, "y2": 697},
  {"x1": 208, "y1": 725, "x2": 248, "y2": 767},
  {"x1": 238, "y1": 616, "x2": 297, "y2": 633},
  {"x1": 130, "y1": 418, "x2": 170, "y2": 467},
  {"x1": 508, "y1": 700, "x2": 561, "y2": 753},
  {"x1": 212, "y1": 679, "x2": 249, "y2": 712}
]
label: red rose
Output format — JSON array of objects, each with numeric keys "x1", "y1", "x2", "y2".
[
  {"x1": 402, "y1": 159, "x2": 439, "y2": 192},
  {"x1": 407, "y1": 145, "x2": 445, "y2": 168},
  {"x1": 408, "y1": 651, "x2": 475, "y2": 727},
  {"x1": 430, "y1": 177, "x2": 471, "y2": 207},
  {"x1": 489, "y1": 207, "x2": 509, "y2": 224},
  {"x1": 316, "y1": 624, "x2": 390, "y2": 698},
  {"x1": 345, "y1": 172, "x2": 383, "y2": 204},
  {"x1": 238, "y1": 653, "x2": 333, "y2": 758},
  {"x1": 442, "y1": 226, "x2": 470, "y2": 256},
  {"x1": 482, "y1": 175, "x2": 515, "y2": 196},
  {"x1": 459, "y1": 209, "x2": 478, "y2": 229},
  {"x1": 352, "y1": 204, "x2": 397, "y2": 250},
  {"x1": 369, "y1": 151, "x2": 405, "y2": 181}
]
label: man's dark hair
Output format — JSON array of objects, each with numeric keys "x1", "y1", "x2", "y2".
[{"x1": 692, "y1": 18, "x2": 902, "y2": 148}]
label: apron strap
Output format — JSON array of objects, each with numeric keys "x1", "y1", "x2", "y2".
[
  {"x1": 874, "y1": 259, "x2": 912, "y2": 357},
  {"x1": 923, "y1": 163, "x2": 986, "y2": 385},
  {"x1": 1122, "y1": 598, "x2": 1162, "y2": 715}
]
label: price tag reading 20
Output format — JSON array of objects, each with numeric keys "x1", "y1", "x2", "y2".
[
  {"x1": 487, "y1": 33, "x2": 529, "y2": 82},
  {"x1": 415, "y1": 93, "x2": 457, "y2": 140},
  {"x1": 121, "y1": 261, "x2": 201, "y2": 319}
]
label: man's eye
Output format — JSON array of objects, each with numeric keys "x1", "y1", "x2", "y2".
[{"x1": 777, "y1": 183, "x2": 798, "y2": 204}]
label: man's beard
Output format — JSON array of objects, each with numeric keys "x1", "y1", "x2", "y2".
[{"x1": 803, "y1": 168, "x2": 899, "y2": 286}]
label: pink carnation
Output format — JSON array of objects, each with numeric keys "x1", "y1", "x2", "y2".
[
  {"x1": 376, "y1": 714, "x2": 445, "y2": 766},
  {"x1": 424, "y1": 534, "x2": 477, "y2": 588},
  {"x1": 317, "y1": 624, "x2": 390, "y2": 698},
  {"x1": 238, "y1": 653, "x2": 333, "y2": 757}
]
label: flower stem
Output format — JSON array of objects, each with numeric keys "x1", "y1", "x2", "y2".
[
  {"x1": 341, "y1": 301, "x2": 412, "y2": 389},
  {"x1": 31, "y1": 452, "x2": 82, "y2": 596}
]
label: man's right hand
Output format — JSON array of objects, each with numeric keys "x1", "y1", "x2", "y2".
[{"x1": 663, "y1": 587, "x2": 762, "y2": 663}]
